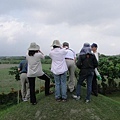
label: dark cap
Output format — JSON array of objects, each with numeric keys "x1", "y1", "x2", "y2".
[
  {"x1": 63, "y1": 42, "x2": 69, "y2": 47},
  {"x1": 91, "y1": 43, "x2": 98, "y2": 48}
]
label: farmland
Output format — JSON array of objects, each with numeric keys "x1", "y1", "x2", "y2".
[{"x1": 0, "y1": 64, "x2": 51, "y2": 94}]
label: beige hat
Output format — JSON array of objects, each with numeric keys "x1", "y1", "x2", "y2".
[
  {"x1": 51, "y1": 40, "x2": 61, "y2": 47},
  {"x1": 28, "y1": 42, "x2": 40, "y2": 51}
]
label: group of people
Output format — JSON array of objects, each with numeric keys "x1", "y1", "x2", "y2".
[{"x1": 18, "y1": 40, "x2": 100, "y2": 105}]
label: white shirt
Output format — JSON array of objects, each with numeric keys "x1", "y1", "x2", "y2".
[
  {"x1": 26, "y1": 52, "x2": 44, "y2": 77},
  {"x1": 65, "y1": 48, "x2": 76, "y2": 60},
  {"x1": 93, "y1": 51, "x2": 100, "y2": 76},
  {"x1": 93, "y1": 51, "x2": 99, "y2": 61},
  {"x1": 49, "y1": 48, "x2": 68, "y2": 75}
]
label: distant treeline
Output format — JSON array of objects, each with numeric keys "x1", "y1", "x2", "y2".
[
  {"x1": 0, "y1": 56, "x2": 51, "y2": 64},
  {"x1": 0, "y1": 54, "x2": 120, "y2": 64}
]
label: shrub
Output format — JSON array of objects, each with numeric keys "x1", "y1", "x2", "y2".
[{"x1": 98, "y1": 55, "x2": 120, "y2": 94}]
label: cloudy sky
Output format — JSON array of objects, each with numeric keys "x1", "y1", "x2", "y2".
[{"x1": 0, "y1": 0, "x2": 120, "y2": 56}]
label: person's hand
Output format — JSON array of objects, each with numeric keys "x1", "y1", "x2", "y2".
[
  {"x1": 97, "y1": 75, "x2": 102, "y2": 80},
  {"x1": 39, "y1": 50, "x2": 44, "y2": 55}
]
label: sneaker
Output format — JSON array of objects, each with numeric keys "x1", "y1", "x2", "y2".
[
  {"x1": 23, "y1": 98, "x2": 28, "y2": 102},
  {"x1": 56, "y1": 98, "x2": 61, "y2": 102},
  {"x1": 45, "y1": 91, "x2": 54, "y2": 96},
  {"x1": 62, "y1": 98, "x2": 67, "y2": 102},
  {"x1": 70, "y1": 89, "x2": 73, "y2": 93},
  {"x1": 72, "y1": 95, "x2": 80, "y2": 100},
  {"x1": 31, "y1": 102, "x2": 37, "y2": 105},
  {"x1": 85, "y1": 100, "x2": 90, "y2": 103},
  {"x1": 91, "y1": 92, "x2": 98, "y2": 97}
]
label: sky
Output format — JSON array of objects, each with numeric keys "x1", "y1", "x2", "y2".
[{"x1": 0, "y1": 0, "x2": 120, "y2": 56}]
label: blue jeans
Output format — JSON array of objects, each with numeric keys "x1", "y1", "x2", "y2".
[
  {"x1": 76, "y1": 72, "x2": 94, "y2": 100},
  {"x1": 54, "y1": 72, "x2": 67, "y2": 99}
]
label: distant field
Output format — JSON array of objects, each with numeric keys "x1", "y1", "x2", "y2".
[
  {"x1": 0, "y1": 64, "x2": 18, "y2": 69},
  {"x1": 0, "y1": 64, "x2": 51, "y2": 94}
]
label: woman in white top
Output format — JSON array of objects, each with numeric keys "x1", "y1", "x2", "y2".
[
  {"x1": 49, "y1": 40, "x2": 68, "y2": 102},
  {"x1": 26, "y1": 42, "x2": 53, "y2": 105}
]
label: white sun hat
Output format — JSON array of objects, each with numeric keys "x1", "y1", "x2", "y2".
[
  {"x1": 51, "y1": 40, "x2": 61, "y2": 47},
  {"x1": 28, "y1": 42, "x2": 40, "y2": 51}
]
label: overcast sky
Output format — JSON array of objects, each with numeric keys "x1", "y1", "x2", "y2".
[{"x1": 0, "y1": 0, "x2": 120, "y2": 56}]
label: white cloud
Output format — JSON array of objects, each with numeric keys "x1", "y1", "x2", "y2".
[
  {"x1": 110, "y1": 43, "x2": 116, "y2": 47},
  {"x1": 0, "y1": 0, "x2": 120, "y2": 56},
  {"x1": 0, "y1": 16, "x2": 31, "y2": 44}
]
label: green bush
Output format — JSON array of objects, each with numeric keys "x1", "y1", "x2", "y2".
[{"x1": 98, "y1": 55, "x2": 120, "y2": 94}]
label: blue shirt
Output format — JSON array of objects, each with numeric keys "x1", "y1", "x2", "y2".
[{"x1": 18, "y1": 60, "x2": 27, "y2": 73}]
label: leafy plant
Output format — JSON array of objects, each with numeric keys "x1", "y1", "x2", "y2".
[
  {"x1": 98, "y1": 55, "x2": 120, "y2": 94},
  {"x1": 9, "y1": 66, "x2": 20, "y2": 81}
]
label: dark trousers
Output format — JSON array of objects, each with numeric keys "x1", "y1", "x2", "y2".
[
  {"x1": 28, "y1": 74, "x2": 50, "y2": 103},
  {"x1": 76, "y1": 72, "x2": 94, "y2": 100},
  {"x1": 92, "y1": 72, "x2": 98, "y2": 96}
]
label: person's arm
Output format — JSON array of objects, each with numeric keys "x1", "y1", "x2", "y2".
[
  {"x1": 93, "y1": 55, "x2": 98, "y2": 68},
  {"x1": 49, "y1": 52, "x2": 52, "y2": 59},
  {"x1": 18, "y1": 62, "x2": 22, "y2": 72},
  {"x1": 94, "y1": 52, "x2": 99, "y2": 61},
  {"x1": 74, "y1": 52, "x2": 76, "y2": 62},
  {"x1": 63, "y1": 48, "x2": 68, "y2": 55},
  {"x1": 76, "y1": 55, "x2": 82, "y2": 69},
  {"x1": 39, "y1": 50, "x2": 44, "y2": 56},
  {"x1": 38, "y1": 51, "x2": 45, "y2": 59},
  {"x1": 74, "y1": 57, "x2": 76, "y2": 62},
  {"x1": 18, "y1": 68, "x2": 21, "y2": 72}
]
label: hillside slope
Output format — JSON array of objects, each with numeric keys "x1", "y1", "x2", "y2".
[{"x1": 0, "y1": 88, "x2": 120, "y2": 120}]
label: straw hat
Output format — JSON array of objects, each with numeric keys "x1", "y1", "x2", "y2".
[
  {"x1": 51, "y1": 40, "x2": 61, "y2": 47},
  {"x1": 28, "y1": 42, "x2": 40, "y2": 51}
]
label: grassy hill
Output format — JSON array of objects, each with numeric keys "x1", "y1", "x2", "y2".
[{"x1": 0, "y1": 88, "x2": 120, "y2": 120}]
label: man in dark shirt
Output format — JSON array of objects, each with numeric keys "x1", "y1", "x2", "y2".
[
  {"x1": 73, "y1": 43, "x2": 98, "y2": 103},
  {"x1": 18, "y1": 58, "x2": 30, "y2": 101}
]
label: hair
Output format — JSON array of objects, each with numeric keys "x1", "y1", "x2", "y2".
[
  {"x1": 53, "y1": 45, "x2": 60, "y2": 48},
  {"x1": 28, "y1": 50, "x2": 39, "y2": 56},
  {"x1": 63, "y1": 42, "x2": 69, "y2": 48}
]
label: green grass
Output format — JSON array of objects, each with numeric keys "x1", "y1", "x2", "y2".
[
  {"x1": 0, "y1": 88, "x2": 120, "y2": 120},
  {"x1": 0, "y1": 68, "x2": 18, "y2": 93},
  {"x1": 106, "y1": 91, "x2": 120, "y2": 102},
  {"x1": 42, "y1": 64, "x2": 51, "y2": 70},
  {"x1": 0, "y1": 64, "x2": 51, "y2": 94},
  {"x1": 0, "y1": 68, "x2": 44, "y2": 94}
]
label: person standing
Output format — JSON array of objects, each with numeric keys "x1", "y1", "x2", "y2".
[
  {"x1": 49, "y1": 40, "x2": 68, "y2": 102},
  {"x1": 63, "y1": 42, "x2": 76, "y2": 93},
  {"x1": 26, "y1": 42, "x2": 53, "y2": 105},
  {"x1": 73, "y1": 43, "x2": 98, "y2": 103},
  {"x1": 18, "y1": 58, "x2": 30, "y2": 102},
  {"x1": 91, "y1": 43, "x2": 100, "y2": 96}
]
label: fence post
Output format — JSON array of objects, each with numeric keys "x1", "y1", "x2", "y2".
[
  {"x1": 39, "y1": 79, "x2": 41, "y2": 94},
  {"x1": 17, "y1": 81, "x2": 20, "y2": 104}
]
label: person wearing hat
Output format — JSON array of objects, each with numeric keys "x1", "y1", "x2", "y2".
[
  {"x1": 49, "y1": 40, "x2": 68, "y2": 102},
  {"x1": 26, "y1": 42, "x2": 53, "y2": 105},
  {"x1": 91, "y1": 43, "x2": 101, "y2": 96},
  {"x1": 72, "y1": 43, "x2": 98, "y2": 103},
  {"x1": 63, "y1": 42, "x2": 76, "y2": 93}
]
